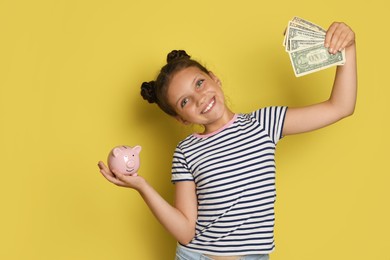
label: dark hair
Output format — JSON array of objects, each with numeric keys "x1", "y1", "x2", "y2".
[{"x1": 140, "y1": 50, "x2": 210, "y2": 116}]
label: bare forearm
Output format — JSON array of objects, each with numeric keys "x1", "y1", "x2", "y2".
[
  {"x1": 329, "y1": 44, "x2": 357, "y2": 117},
  {"x1": 137, "y1": 181, "x2": 195, "y2": 244},
  {"x1": 98, "y1": 161, "x2": 195, "y2": 244},
  {"x1": 282, "y1": 22, "x2": 357, "y2": 136}
]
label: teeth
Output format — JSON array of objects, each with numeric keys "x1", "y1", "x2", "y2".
[{"x1": 202, "y1": 98, "x2": 215, "y2": 113}]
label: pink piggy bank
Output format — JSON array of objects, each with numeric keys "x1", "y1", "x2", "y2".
[{"x1": 107, "y1": 145, "x2": 142, "y2": 176}]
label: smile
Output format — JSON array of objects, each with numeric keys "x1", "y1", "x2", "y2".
[{"x1": 201, "y1": 97, "x2": 215, "y2": 114}]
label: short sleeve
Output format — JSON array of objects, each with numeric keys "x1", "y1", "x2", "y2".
[
  {"x1": 251, "y1": 106, "x2": 288, "y2": 144},
  {"x1": 171, "y1": 146, "x2": 194, "y2": 183}
]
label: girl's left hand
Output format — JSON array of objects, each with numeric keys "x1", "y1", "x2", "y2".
[{"x1": 325, "y1": 22, "x2": 355, "y2": 54}]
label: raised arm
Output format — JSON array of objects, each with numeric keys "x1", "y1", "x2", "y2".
[
  {"x1": 98, "y1": 161, "x2": 197, "y2": 245},
  {"x1": 283, "y1": 22, "x2": 357, "y2": 136}
]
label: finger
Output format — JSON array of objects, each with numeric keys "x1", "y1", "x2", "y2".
[
  {"x1": 332, "y1": 23, "x2": 351, "y2": 52},
  {"x1": 98, "y1": 161, "x2": 114, "y2": 176},
  {"x1": 338, "y1": 29, "x2": 355, "y2": 51},
  {"x1": 326, "y1": 22, "x2": 344, "y2": 53},
  {"x1": 324, "y1": 22, "x2": 339, "y2": 49},
  {"x1": 100, "y1": 169, "x2": 127, "y2": 187},
  {"x1": 98, "y1": 161, "x2": 127, "y2": 187},
  {"x1": 326, "y1": 22, "x2": 354, "y2": 54},
  {"x1": 114, "y1": 171, "x2": 143, "y2": 189},
  {"x1": 113, "y1": 171, "x2": 134, "y2": 183}
]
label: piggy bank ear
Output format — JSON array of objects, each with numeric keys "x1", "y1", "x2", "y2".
[
  {"x1": 134, "y1": 145, "x2": 142, "y2": 153},
  {"x1": 112, "y1": 148, "x2": 121, "y2": 157}
]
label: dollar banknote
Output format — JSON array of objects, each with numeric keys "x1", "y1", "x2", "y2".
[
  {"x1": 289, "y1": 43, "x2": 345, "y2": 77},
  {"x1": 283, "y1": 17, "x2": 346, "y2": 77},
  {"x1": 291, "y1": 17, "x2": 327, "y2": 34}
]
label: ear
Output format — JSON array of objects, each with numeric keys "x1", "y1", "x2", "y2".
[
  {"x1": 112, "y1": 148, "x2": 121, "y2": 157},
  {"x1": 174, "y1": 115, "x2": 190, "y2": 125},
  {"x1": 134, "y1": 145, "x2": 142, "y2": 153},
  {"x1": 209, "y1": 71, "x2": 221, "y2": 86}
]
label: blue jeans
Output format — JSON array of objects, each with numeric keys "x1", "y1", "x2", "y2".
[{"x1": 175, "y1": 244, "x2": 270, "y2": 260}]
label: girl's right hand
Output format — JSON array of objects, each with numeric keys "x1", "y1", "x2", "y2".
[{"x1": 97, "y1": 161, "x2": 146, "y2": 190}]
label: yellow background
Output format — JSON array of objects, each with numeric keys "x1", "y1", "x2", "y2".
[{"x1": 1, "y1": 0, "x2": 389, "y2": 259}]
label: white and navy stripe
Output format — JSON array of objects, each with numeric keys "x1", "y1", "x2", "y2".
[{"x1": 171, "y1": 106, "x2": 287, "y2": 255}]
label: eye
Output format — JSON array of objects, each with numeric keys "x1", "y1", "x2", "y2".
[
  {"x1": 181, "y1": 98, "x2": 189, "y2": 108},
  {"x1": 195, "y1": 79, "x2": 204, "y2": 89}
]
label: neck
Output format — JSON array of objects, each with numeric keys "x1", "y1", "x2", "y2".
[{"x1": 202, "y1": 108, "x2": 235, "y2": 135}]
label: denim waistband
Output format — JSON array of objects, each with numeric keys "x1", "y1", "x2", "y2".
[{"x1": 175, "y1": 244, "x2": 270, "y2": 260}]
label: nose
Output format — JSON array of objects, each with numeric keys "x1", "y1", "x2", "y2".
[
  {"x1": 126, "y1": 160, "x2": 135, "y2": 168},
  {"x1": 196, "y1": 94, "x2": 206, "y2": 107}
]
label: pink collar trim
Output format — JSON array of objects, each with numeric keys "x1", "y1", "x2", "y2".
[{"x1": 193, "y1": 114, "x2": 238, "y2": 138}]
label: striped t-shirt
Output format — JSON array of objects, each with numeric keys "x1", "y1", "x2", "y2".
[{"x1": 171, "y1": 106, "x2": 287, "y2": 256}]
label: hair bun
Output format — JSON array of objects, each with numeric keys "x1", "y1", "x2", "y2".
[
  {"x1": 140, "y1": 81, "x2": 157, "y2": 104},
  {"x1": 167, "y1": 50, "x2": 190, "y2": 63}
]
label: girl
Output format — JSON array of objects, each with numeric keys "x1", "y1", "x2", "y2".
[{"x1": 98, "y1": 21, "x2": 357, "y2": 260}]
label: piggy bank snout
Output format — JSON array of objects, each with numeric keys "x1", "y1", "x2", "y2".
[{"x1": 126, "y1": 160, "x2": 135, "y2": 168}]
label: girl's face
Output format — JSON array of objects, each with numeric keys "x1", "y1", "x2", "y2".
[{"x1": 167, "y1": 66, "x2": 233, "y2": 134}]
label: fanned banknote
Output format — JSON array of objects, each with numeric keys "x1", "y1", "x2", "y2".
[{"x1": 283, "y1": 17, "x2": 346, "y2": 77}]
